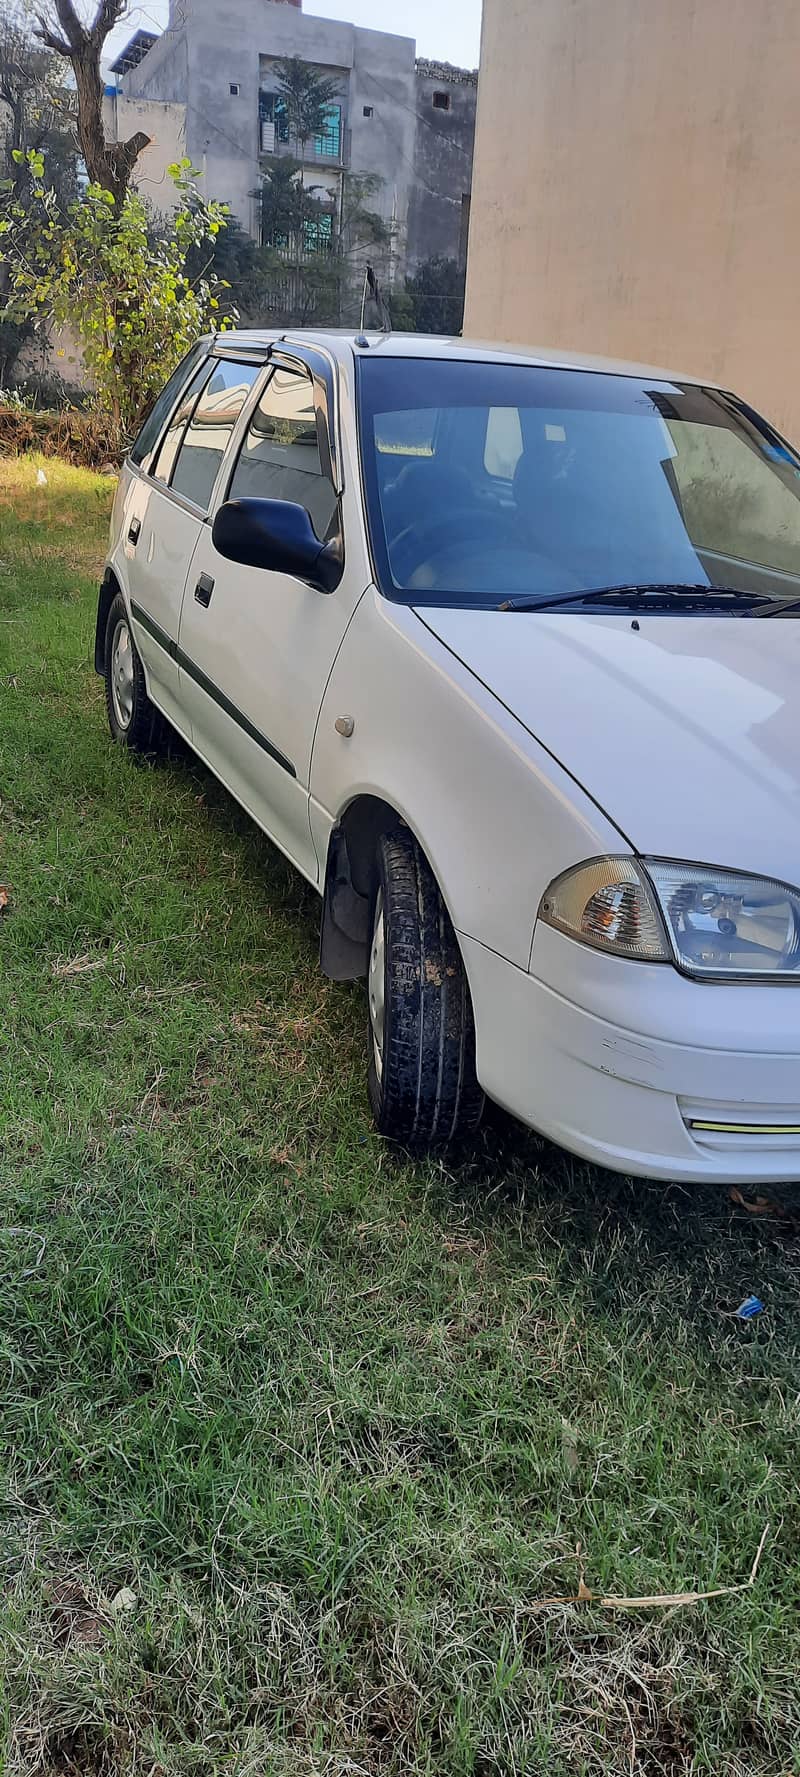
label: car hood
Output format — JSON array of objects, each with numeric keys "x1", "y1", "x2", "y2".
[{"x1": 417, "y1": 608, "x2": 800, "y2": 884}]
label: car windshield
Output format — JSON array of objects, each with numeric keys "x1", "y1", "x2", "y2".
[{"x1": 356, "y1": 357, "x2": 800, "y2": 611}]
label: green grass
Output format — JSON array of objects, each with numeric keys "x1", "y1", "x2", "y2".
[{"x1": 1, "y1": 454, "x2": 800, "y2": 1777}]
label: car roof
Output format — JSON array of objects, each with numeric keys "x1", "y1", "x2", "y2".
[{"x1": 214, "y1": 327, "x2": 712, "y2": 388}]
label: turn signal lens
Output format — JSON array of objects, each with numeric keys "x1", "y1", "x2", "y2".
[{"x1": 539, "y1": 858, "x2": 670, "y2": 961}]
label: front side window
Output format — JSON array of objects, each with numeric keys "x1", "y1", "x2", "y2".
[
  {"x1": 357, "y1": 358, "x2": 800, "y2": 611},
  {"x1": 129, "y1": 342, "x2": 208, "y2": 473},
  {"x1": 228, "y1": 364, "x2": 338, "y2": 539},
  {"x1": 169, "y1": 359, "x2": 261, "y2": 512}
]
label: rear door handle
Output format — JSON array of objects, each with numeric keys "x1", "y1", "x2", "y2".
[
  {"x1": 194, "y1": 572, "x2": 215, "y2": 608},
  {"x1": 128, "y1": 517, "x2": 141, "y2": 545}
]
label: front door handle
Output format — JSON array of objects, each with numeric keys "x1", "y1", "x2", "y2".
[
  {"x1": 194, "y1": 573, "x2": 215, "y2": 608},
  {"x1": 128, "y1": 517, "x2": 141, "y2": 545}
]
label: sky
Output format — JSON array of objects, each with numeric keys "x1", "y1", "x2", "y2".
[{"x1": 107, "y1": 0, "x2": 482, "y2": 71}]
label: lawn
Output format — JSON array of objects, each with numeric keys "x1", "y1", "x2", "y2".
[{"x1": 1, "y1": 455, "x2": 799, "y2": 1777}]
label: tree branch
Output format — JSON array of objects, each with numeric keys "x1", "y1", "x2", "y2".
[
  {"x1": 34, "y1": 17, "x2": 72, "y2": 57},
  {"x1": 90, "y1": 0, "x2": 130, "y2": 49},
  {"x1": 36, "y1": 0, "x2": 85, "y2": 55},
  {"x1": 31, "y1": 1, "x2": 146, "y2": 202}
]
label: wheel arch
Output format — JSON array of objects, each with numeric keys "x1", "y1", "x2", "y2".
[
  {"x1": 94, "y1": 565, "x2": 123, "y2": 673},
  {"x1": 319, "y1": 792, "x2": 467, "y2": 984}
]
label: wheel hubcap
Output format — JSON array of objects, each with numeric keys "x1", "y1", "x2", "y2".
[
  {"x1": 111, "y1": 617, "x2": 134, "y2": 730},
  {"x1": 368, "y1": 891, "x2": 385, "y2": 1081}
]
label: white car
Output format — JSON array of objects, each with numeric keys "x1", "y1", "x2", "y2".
[{"x1": 97, "y1": 329, "x2": 800, "y2": 1182}]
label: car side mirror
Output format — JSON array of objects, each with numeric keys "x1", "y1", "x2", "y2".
[{"x1": 212, "y1": 498, "x2": 343, "y2": 593}]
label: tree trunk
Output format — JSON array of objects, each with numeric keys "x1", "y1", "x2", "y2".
[{"x1": 36, "y1": 1, "x2": 150, "y2": 205}]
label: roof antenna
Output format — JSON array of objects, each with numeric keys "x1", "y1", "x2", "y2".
[
  {"x1": 355, "y1": 261, "x2": 392, "y2": 348},
  {"x1": 355, "y1": 266, "x2": 370, "y2": 347}
]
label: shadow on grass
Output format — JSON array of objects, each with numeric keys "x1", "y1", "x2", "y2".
[
  {"x1": 156, "y1": 733, "x2": 800, "y2": 1327},
  {"x1": 433, "y1": 1104, "x2": 800, "y2": 1341}
]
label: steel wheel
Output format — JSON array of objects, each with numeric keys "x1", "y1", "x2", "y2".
[
  {"x1": 368, "y1": 889, "x2": 386, "y2": 1082},
  {"x1": 103, "y1": 590, "x2": 165, "y2": 753},
  {"x1": 110, "y1": 616, "x2": 134, "y2": 731}
]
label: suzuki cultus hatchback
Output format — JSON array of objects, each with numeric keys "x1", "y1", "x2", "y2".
[{"x1": 97, "y1": 331, "x2": 800, "y2": 1180}]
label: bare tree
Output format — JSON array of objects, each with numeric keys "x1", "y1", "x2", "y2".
[
  {"x1": 34, "y1": 0, "x2": 150, "y2": 204},
  {"x1": 1, "y1": 7, "x2": 77, "y2": 200}
]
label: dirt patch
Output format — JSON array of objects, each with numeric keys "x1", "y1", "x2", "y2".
[{"x1": 47, "y1": 1580, "x2": 106, "y2": 1651}]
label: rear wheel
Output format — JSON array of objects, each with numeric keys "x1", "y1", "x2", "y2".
[
  {"x1": 103, "y1": 592, "x2": 165, "y2": 752},
  {"x1": 367, "y1": 828, "x2": 484, "y2": 1151}
]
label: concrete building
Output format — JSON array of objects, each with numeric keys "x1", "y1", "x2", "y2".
[
  {"x1": 108, "y1": 0, "x2": 477, "y2": 280},
  {"x1": 411, "y1": 60, "x2": 477, "y2": 274},
  {"x1": 465, "y1": 0, "x2": 800, "y2": 441},
  {"x1": 102, "y1": 89, "x2": 187, "y2": 212}
]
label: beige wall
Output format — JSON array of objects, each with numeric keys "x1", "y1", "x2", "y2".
[
  {"x1": 17, "y1": 100, "x2": 189, "y2": 393},
  {"x1": 102, "y1": 95, "x2": 187, "y2": 215},
  {"x1": 465, "y1": 0, "x2": 800, "y2": 440}
]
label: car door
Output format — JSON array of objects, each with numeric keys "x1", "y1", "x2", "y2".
[
  {"x1": 176, "y1": 352, "x2": 358, "y2": 884},
  {"x1": 125, "y1": 352, "x2": 262, "y2": 732},
  {"x1": 123, "y1": 353, "x2": 213, "y2": 729}
]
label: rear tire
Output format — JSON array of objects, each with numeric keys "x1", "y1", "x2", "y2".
[
  {"x1": 367, "y1": 828, "x2": 484, "y2": 1152},
  {"x1": 103, "y1": 592, "x2": 165, "y2": 753}
]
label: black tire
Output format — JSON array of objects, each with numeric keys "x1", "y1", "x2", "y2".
[
  {"x1": 367, "y1": 828, "x2": 484, "y2": 1152},
  {"x1": 103, "y1": 591, "x2": 165, "y2": 752}
]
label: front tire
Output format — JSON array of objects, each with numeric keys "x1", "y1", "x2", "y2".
[
  {"x1": 367, "y1": 828, "x2": 484, "y2": 1152},
  {"x1": 103, "y1": 592, "x2": 165, "y2": 752}
]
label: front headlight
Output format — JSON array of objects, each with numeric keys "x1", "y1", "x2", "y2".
[
  {"x1": 645, "y1": 861, "x2": 800, "y2": 977},
  {"x1": 539, "y1": 857, "x2": 800, "y2": 978}
]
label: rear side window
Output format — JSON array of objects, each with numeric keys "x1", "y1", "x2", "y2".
[
  {"x1": 151, "y1": 361, "x2": 214, "y2": 488},
  {"x1": 169, "y1": 359, "x2": 261, "y2": 512},
  {"x1": 228, "y1": 364, "x2": 338, "y2": 539},
  {"x1": 129, "y1": 343, "x2": 208, "y2": 473}
]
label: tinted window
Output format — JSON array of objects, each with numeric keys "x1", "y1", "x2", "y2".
[
  {"x1": 151, "y1": 361, "x2": 213, "y2": 488},
  {"x1": 228, "y1": 365, "x2": 338, "y2": 539},
  {"x1": 357, "y1": 357, "x2": 800, "y2": 609},
  {"x1": 129, "y1": 343, "x2": 208, "y2": 472},
  {"x1": 170, "y1": 359, "x2": 261, "y2": 512}
]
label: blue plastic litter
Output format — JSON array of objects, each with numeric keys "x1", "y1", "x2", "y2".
[{"x1": 736, "y1": 1295, "x2": 765, "y2": 1320}]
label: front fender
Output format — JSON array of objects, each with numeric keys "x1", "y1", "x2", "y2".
[{"x1": 309, "y1": 588, "x2": 627, "y2": 972}]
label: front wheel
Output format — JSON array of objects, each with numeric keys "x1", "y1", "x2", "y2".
[
  {"x1": 103, "y1": 592, "x2": 165, "y2": 752},
  {"x1": 367, "y1": 828, "x2": 484, "y2": 1152}
]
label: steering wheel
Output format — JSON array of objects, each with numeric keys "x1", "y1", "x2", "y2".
[
  {"x1": 389, "y1": 510, "x2": 504, "y2": 585},
  {"x1": 390, "y1": 510, "x2": 568, "y2": 595}
]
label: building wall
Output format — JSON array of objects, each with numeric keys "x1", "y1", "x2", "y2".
[
  {"x1": 101, "y1": 95, "x2": 187, "y2": 214},
  {"x1": 126, "y1": 0, "x2": 418, "y2": 257},
  {"x1": 465, "y1": 0, "x2": 800, "y2": 440},
  {"x1": 122, "y1": 24, "x2": 188, "y2": 104},
  {"x1": 408, "y1": 61, "x2": 477, "y2": 271}
]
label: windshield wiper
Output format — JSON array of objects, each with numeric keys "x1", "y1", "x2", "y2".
[
  {"x1": 757, "y1": 592, "x2": 800, "y2": 618},
  {"x1": 498, "y1": 583, "x2": 775, "y2": 613}
]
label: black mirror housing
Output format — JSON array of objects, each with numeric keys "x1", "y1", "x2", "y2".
[{"x1": 212, "y1": 499, "x2": 343, "y2": 593}]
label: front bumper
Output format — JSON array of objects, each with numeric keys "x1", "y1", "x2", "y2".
[{"x1": 461, "y1": 924, "x2": 800, "y2": 1183}]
